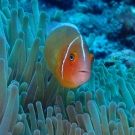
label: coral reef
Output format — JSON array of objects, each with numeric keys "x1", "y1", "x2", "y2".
[
  {"x1": 60, "y1": 0, "x2": 135, "y2": 59},
  {"x1": 0, "y1": 0, "x2": 135, "y2": 135},
  {"x1": 41, "y1": 0, "x2": 74, "y2": 10},
  {"x1": 107, "y1": 49, "x2": 135, "y2": 68},
  {"x1": 40, "y1": 0, "x2": 135, "y2": 59}
]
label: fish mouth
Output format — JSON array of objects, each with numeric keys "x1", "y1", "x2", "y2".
[
  {"x1": 79, "y1": 71, "x2": 89, "y2": 73},
  {"x1": 72, "y1": 69, "x2": 91, "y2": 86},
  {"x1": 78, "y1": 70, "x2": 90, "y2": 73}
]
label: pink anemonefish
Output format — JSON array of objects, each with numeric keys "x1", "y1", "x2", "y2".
[{"x1": 44, "y1": 23, "x2": 94, "y2": 88}]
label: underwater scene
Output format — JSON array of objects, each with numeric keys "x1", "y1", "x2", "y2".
[{"x1": 1, "y1": 0, "x2": 135, "y2": 134}]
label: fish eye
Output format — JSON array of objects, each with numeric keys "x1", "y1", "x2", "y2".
[{"x1": 70, "y1": 54, "x2": 74, "y2": 61}]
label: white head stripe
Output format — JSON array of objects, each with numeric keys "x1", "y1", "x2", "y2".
[
  {"x1": 80, "y1": 35, "x2": 86, "y2": 61},
  {"x1": 61, "y1": 37, "x2": 79, "y2": 79},
  {"x1": 50, "y1": 23, "x2": 79, "y2": 33}
]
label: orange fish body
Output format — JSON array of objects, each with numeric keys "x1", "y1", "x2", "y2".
[{"x1": 44, "y1": 23, "x2": 94, "y2": 88}]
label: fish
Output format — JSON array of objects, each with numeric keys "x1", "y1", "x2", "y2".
[{"x1": 44, "y1": 23, "x2": 94, "y2": 88}]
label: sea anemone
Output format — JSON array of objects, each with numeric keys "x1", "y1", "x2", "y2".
[{"x1": 0, "y1": 0, "x2": 135, "y2": 135}]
